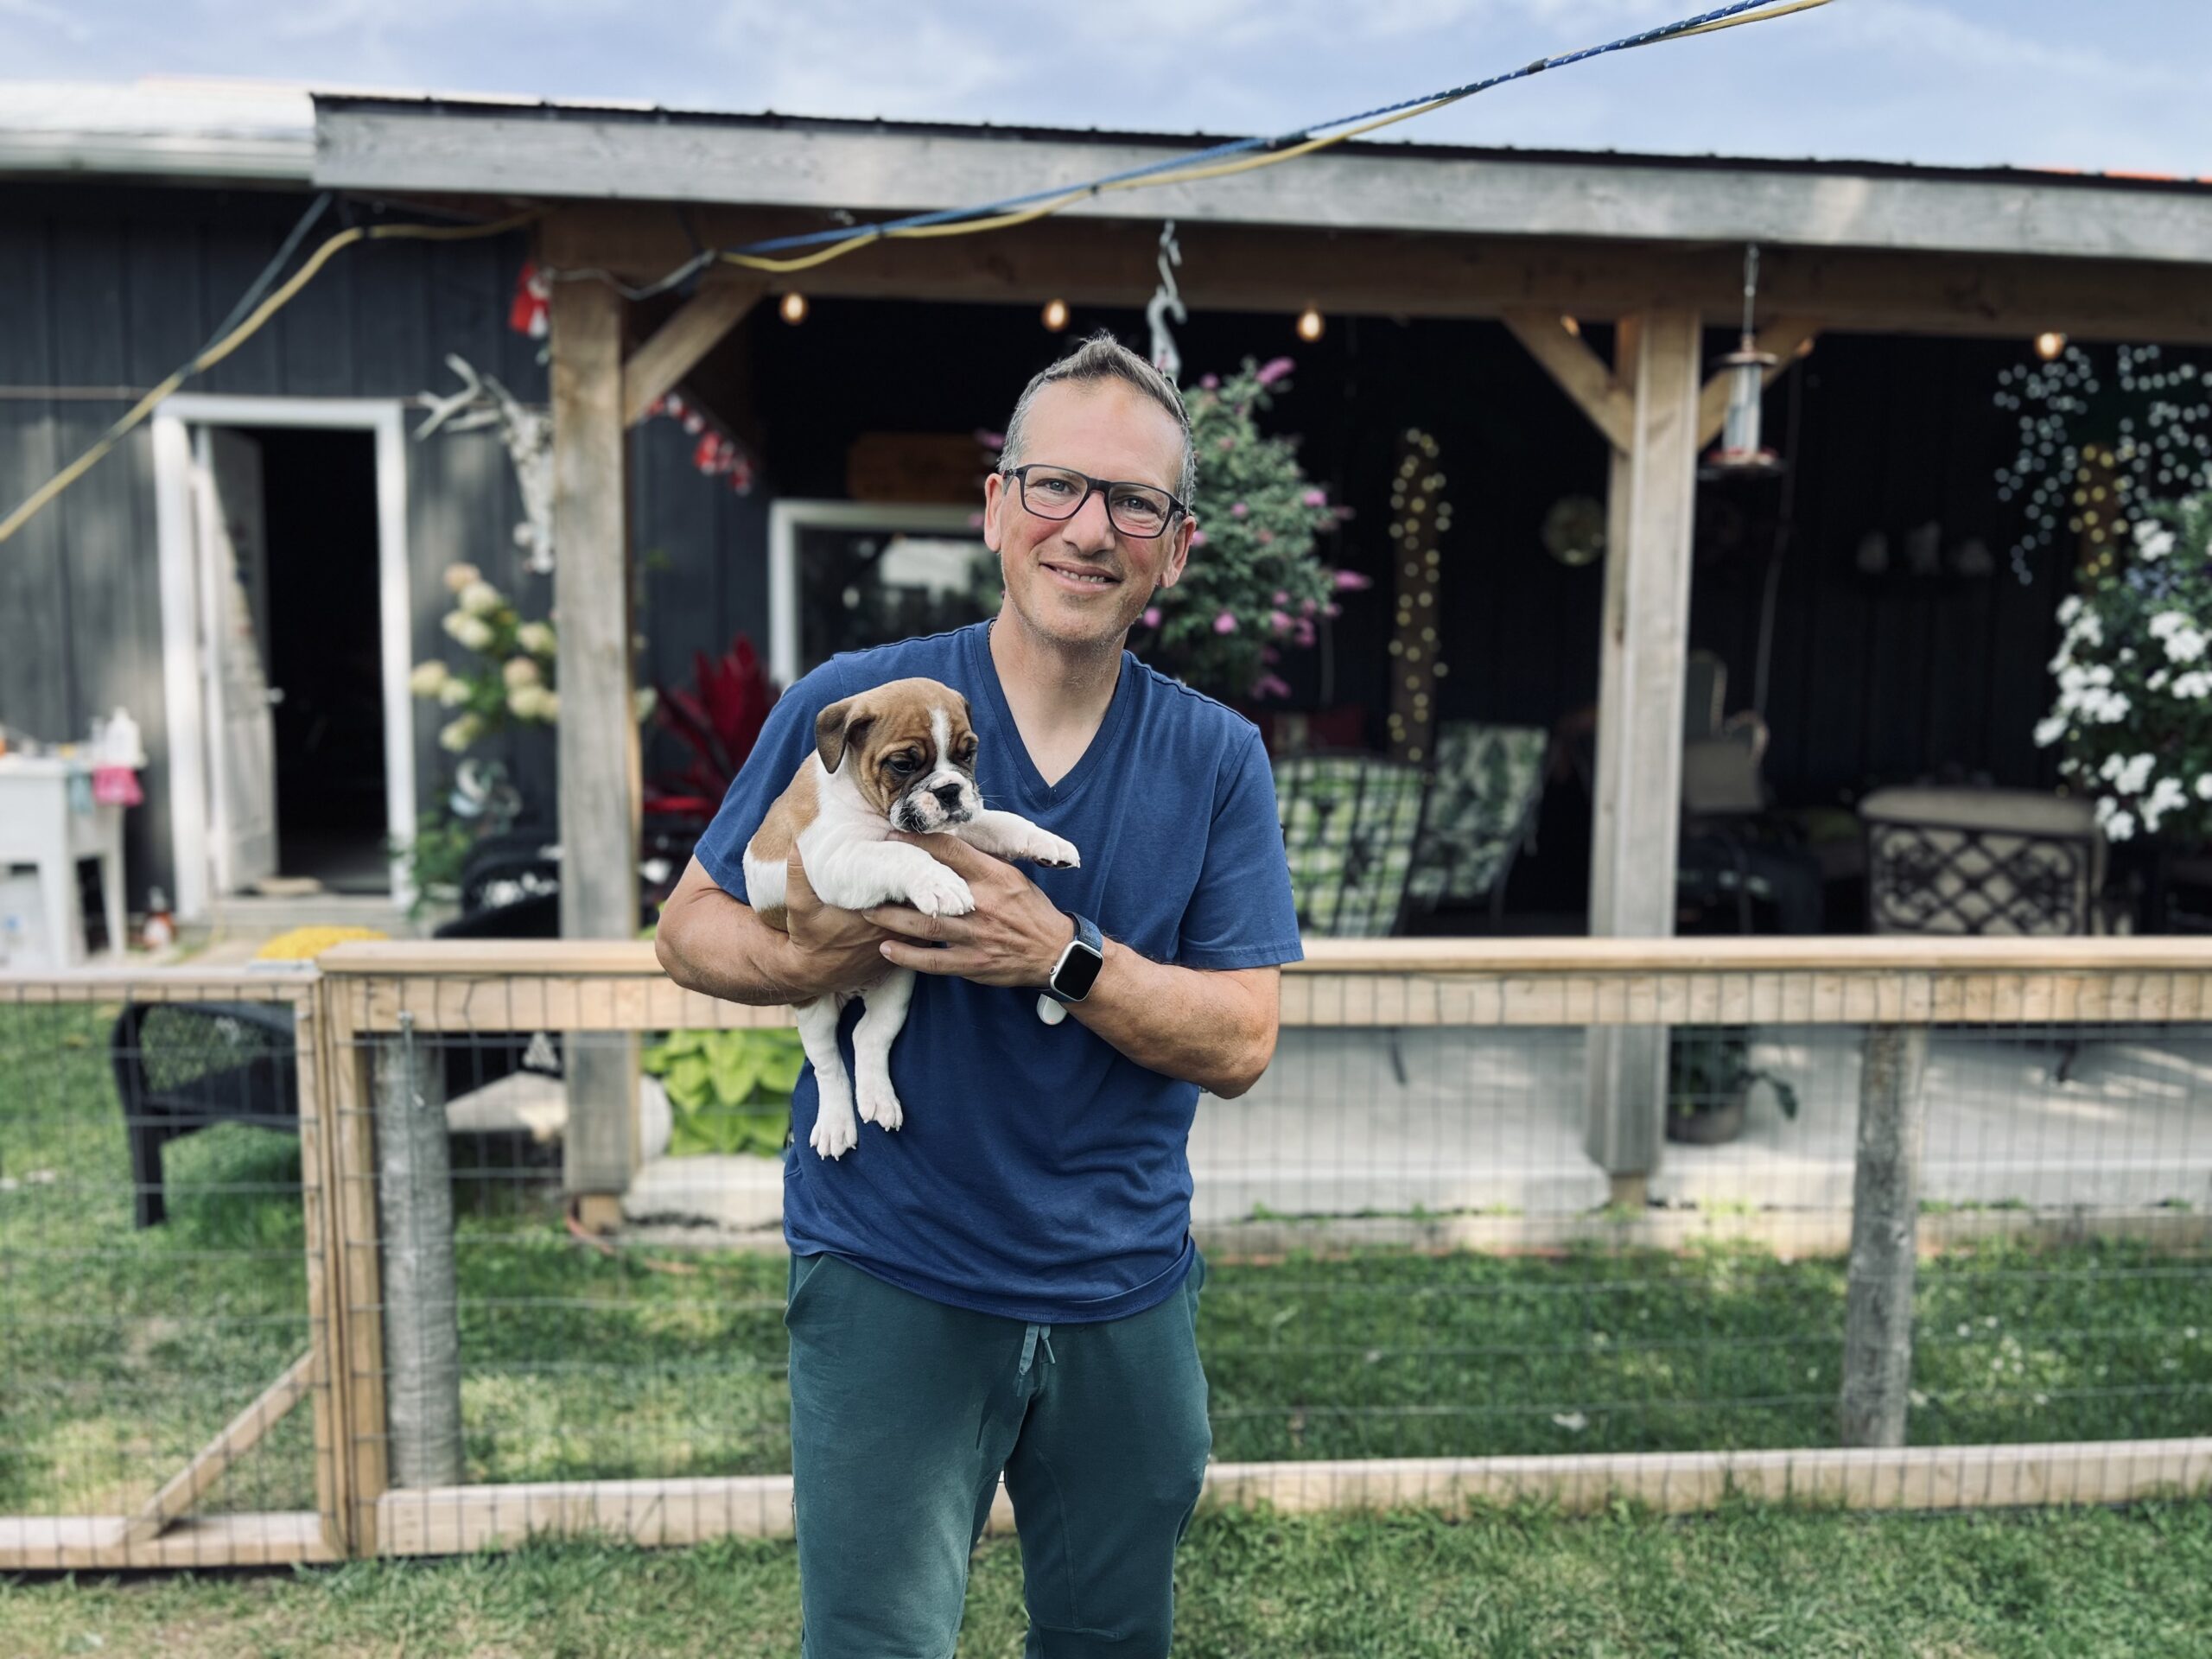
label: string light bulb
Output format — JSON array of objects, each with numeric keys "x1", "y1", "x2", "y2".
[
  {"x1": 779, "y1": 291, "x2": 809, "y2": 326},
  {"x1": 1041, "y1": 297, "x2": 1069, "y2": 333},
  {"x1": 2036, "y1": 330, "x2": 2066, "y2": 361},
  {"x1": 1295, "y1": 306, "x2": 1325, "y2": 343}
]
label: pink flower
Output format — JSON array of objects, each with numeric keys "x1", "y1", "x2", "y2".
[
  {"x1": 1300, "y1": 597, "x2": 1318, "y2": 616},
  {"x1": 1141, "y1": 607, "x2": 1161, "y2": 628},
  {"x1": 1255, "y1": 528, "x2": 1274, "y2": 545},
  {"x1": 1255, "y1": 357, "x2": 1294, "y2": 387},
  {"x1": 1302, "y1": 487, "x2": 1327, "y2": 507},
  {"x1": 1273, "y1": 590, "x2": 1289, "y2": 605},
  {"x1": 1250, "y1": 672, "x2": 1293, "y2": 700},
  {"x1": 1217, "y1": 435, "x2": 1236, "y2": 452},
  {"x1": 1268, "y1": 610, "x2": 1293, "y2": 634},
  {"x1": 1323, "y1": 601, "x2": 1341, "y2": 619},
  {"x1": 1294, "y1": 619, "x2": 1316, "y2": 647},
  {"x1": 1230, "y1": 501, "x2": 1249, "y2": 518},
  {"x1": 1213, "y1": 611, "x2": 1239, "y2": 635},
  {"x1": 1199, "y1": 373, "x2": 1220, "y2": 390},
  {"x1": 1332, "y1": 569, "x2": 1373, "y2": 591},
  {"x1": 1190, "y1": 529, "x2": 1209, "y2": 548}
]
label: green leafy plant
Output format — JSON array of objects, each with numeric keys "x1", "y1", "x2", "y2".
[
  {"x1": 640, "y1": 1027, "x2": 804, "y2": 1157},
  {"x1": 1667, "y1": 1028, "x2": 1799, "y2": 1121},
  {"x1": 2037, "y1": 494, "x2": 2212, "y2": 845}
]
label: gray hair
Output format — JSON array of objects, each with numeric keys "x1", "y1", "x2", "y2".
[{"x1": 1000, "y1": 330, "x2": 1197, "y2": 505}]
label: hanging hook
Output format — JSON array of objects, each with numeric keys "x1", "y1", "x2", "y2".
[{"x1": 1146, "y1": 220, "x2": 1187, "y2": 385}]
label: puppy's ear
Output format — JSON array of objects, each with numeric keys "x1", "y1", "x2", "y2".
[{"x1": 814, "y1": 699, "x2": 874, "y2": 773}]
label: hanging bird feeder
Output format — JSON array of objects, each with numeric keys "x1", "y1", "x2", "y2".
[{"x1": 1703, "y1": 243, "x2": 1784, "y2": 478}]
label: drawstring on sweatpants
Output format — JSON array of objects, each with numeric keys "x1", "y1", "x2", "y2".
[{"x1": 1020, "y1": 1322, "x2": 1057, "y2": 1376}]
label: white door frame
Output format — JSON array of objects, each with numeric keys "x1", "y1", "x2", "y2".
[
  {"x1": 766, "y1": 499, "x2": 988, "y2": 686},
  {"x1": 152, "y1": 395, "x2": 416, "y2": 918}
]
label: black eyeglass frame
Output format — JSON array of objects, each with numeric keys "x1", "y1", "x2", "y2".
[{"x1": 999, "y1": 463, "x2": 1191, "y2": 540}]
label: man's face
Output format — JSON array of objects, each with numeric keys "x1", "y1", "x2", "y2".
[{"x1": 982, "y1": 379, "x2": 1194, "y2": 654}]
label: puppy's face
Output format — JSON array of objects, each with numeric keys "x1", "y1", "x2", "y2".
[{"x1": 814, "y1": 678, "x2": 981, "y2": 834}]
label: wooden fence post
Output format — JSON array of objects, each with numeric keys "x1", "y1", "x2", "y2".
[
  {"x1": 372, "y1": 1010, "x2": 463, "y2": 1489},
  {"x1": 1840, "y1": 1021, "x2": 1929, "y2": 1448}
]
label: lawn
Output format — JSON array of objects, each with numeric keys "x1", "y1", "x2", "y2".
[
  {"x1": 6, "y1": 1500, "x2": 2212, "y2": 1656},
  {"x1": 3, "y1": 1000, "x2": 2209, "y2": 1522}
]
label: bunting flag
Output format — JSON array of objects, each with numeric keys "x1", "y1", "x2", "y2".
[
  {"x1": 507, "y1": 260, "x2": 551, "y2": 340},
  {"x1": 652, "y1": 393, "x2": 755, "y2": 495}
]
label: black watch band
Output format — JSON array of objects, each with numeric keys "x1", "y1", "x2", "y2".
[{"x1": 1046, "y1": 912, "x2": 1106, "y2": 1003}]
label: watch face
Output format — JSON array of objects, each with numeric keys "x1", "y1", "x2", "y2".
[{"x1": 1054, "y1": 942, "x2": 1104, "y2": 1001}]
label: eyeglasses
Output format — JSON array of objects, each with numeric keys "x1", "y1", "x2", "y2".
[{"x1": 1001, "y1": 464, "x2": 1187, "y2": 540}]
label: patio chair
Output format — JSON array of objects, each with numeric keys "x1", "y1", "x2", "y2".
[
  {"x1": 111, "y1": 1000, "x2": 300, "y2": 1229},
  {"x1": 1401, "y1": 721, "x2": 1549, "y2": 925},
  {"x1": 1858, "y1": 786, "x2": 2123, "y2": 937},
  {"x1": 1273, "y1": 752, "x2": 1429, "y2": 938}
]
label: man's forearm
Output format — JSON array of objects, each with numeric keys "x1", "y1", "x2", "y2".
[
  {"x1": 1066, "y1": 938, "x2": 1277, "y2": 1098},
  {"x1": 657, "y1": 889, "x2": 828, "y2": 1006}
]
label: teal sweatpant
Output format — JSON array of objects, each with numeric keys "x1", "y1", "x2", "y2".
[{"x1": 785, "y1": 1248, "x2": 1213, "y2": 1658}]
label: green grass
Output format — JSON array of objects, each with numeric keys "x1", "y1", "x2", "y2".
[
  {"x1": 8, "y1": 1500, "x2": 2212, "y2": 1656},
  {"x1": 3, "y1": 1001, "x2": 2210, "y2": 1522}
]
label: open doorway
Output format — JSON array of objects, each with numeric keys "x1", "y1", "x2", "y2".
[
  {"x1": 153, "y1": 397, "x2": 416, "y2": 920},
  {"x1": 249, "y1": 426, "x2": 390, "y2": 893}
]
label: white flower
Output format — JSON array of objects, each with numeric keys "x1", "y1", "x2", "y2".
[
  {"x1": 541, "y1": 690, "x2": 559, "y2": 720},
  {"x1": 442, "y1": 561, "x2": 482, "y2": 594},
  {"x1": 2056, "y1": 595, "x2": 2084, "y2": 625},
  {"x1": 408, "y1": 661, "x2": 449, "y2": 697},
  {"x1": 633, "y1": 687, "x2": 659, "y2": 723},
  {"x1": 2196, "y1": 774, "x2": 2212, "y2": 802},
  {"x1": 442, "y1": 612, "x2": 493, "y2": 652},
  {"x1": 2144, "y1": 776, "x2": 2189, "y2": 832},
  {"x1": 2118, "y1": 753, "x2": 2156, "y2": 795},
  {"x1": 457, "y1": 579, "x2": 503, "y2": 617},
  {"x1": 437, "y1": 677, "x2": 472, "y2": 708},
  {"x1": 506, "y1": 684, "x2": 549, "y2": 721},
  {"x1": 2174, "y1": 671, "x2": 2212, "y2": 700},
  {"x1": 2107, "y1": 810, "x2": 2137, "y2": 842},
  {"x1": 516, "y1": 620, "x2": 556, "y2": 658},
  {"x1": 501, "y1": 657, "x2": 541, "y2": 690},
  {"x1": 2149, "y1": 670, "x2": 2171, "y2": 690},
  {"x1": 437, "y1": 714, "x2": 482, "y2": 753},
  {"x1": 2136, "y1": 523, "x2": 2177, "y2": 561},
  {"x1": 2033, "y1": 714, "x2": 2068, "y2": 748},
  {"x1": 2149, "y1": 610, "x2": 2188, "y2": 639}
]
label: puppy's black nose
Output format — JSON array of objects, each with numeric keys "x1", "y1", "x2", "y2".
[{"x1": 932, "y1": 783, "x2": 963, "y2": 810}]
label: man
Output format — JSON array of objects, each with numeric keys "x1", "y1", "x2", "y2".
[{"x1": 656, "y1": 331, "x2": 1302, "y2": 1656}]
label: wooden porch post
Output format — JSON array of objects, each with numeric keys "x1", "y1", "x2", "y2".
[
  {"x1": 550, "y1": 275, "x2": 643, "y2": 1227},
  {"x1": 1582, "y1": 310, "x2": 1702, "y2": 1200}
]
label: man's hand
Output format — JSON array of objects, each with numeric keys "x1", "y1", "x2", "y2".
[
  {"x1": 785, "y1": 849, "x2": 895, "y2": 997},
  {"x1": 866, "y1": 831, "x2": 1071, "y2": 988}
]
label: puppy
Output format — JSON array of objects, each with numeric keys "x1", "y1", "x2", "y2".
[{"x1": 742, "y1": 677, "x2": 1080, "y2": 1159}]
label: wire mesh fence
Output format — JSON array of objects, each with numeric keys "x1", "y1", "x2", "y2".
[
  {"x1": 3, "y1": 941, "x2": 2210, "y2": 1567},
  {"x1": 0, "y1": 969, "x2": 340, "y2": 1568}
]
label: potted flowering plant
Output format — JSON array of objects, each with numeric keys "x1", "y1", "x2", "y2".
[{"x1": 2037, "y1": 497, "x2": 2212, "y2": 847}]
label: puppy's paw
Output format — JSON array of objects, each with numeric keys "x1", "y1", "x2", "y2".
[
  {"x1": 856, "y1": 1070, "x2": 905, "y2": 1132},
  {"x1": 809, "y1": 1100, "x2": 860, "y2": 1160},
  {"x1": 1020, "y1": 830, "x2": 1082, "y2": 870},
  {"x1": 905, "y1": 866, "x2": 976, "y2": 918}
]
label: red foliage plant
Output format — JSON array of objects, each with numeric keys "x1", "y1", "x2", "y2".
[{"x1": 645, "y1": 634, "x2": 779, "y2": 823}]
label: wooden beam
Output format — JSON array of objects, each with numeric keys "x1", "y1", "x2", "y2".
[
  {"x1": 1585, "y1": 309, "x2": 1703, "y2": 1185},
  {"x1": 121, "y1": 1349, "x2": 317, "y2": 1544},
  {"x1": 533, "y1": 204, "x2": 2212, "y2": 344},
  {"x1": 1694, "y1": 316, "x2": 1821, "y2": 449},
  {"x1": 1503, "y1": 310, "x2": 1633, "y2": 453},
  {"x1": 621, "y1": 278, "x2": 761, "y2": 427},
  {"x1": 322, "y1": 110, "x2": 2212, "y2": 267},
  {"x1": 549, "y1": 273, "x2": 645, "y2": 1203}
]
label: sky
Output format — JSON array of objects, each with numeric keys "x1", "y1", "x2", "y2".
[{"x1": 4, "y1": 0, "x2": 2210, "y2": 176}]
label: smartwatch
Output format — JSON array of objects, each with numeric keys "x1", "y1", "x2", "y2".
[{"x1": 1046, "y1": 912, "x2": 1106, "y2": 1003}]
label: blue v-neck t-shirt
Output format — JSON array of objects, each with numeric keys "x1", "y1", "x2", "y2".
[{"x1": 690, "y1": 619, "x2": 1304, "y2": 1324}]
